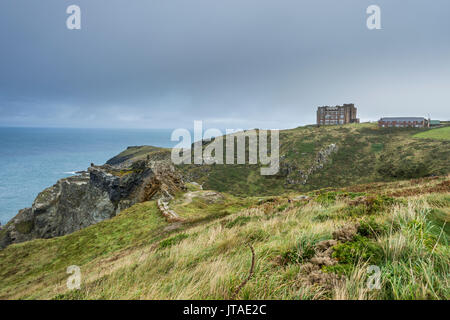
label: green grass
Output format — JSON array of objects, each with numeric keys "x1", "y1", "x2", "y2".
[
  {"x1": 106, "y1": 145, "x2": 171, "y2": 165},
  {"x1": 0, "y1": 177, "x2": 448, "y2": 300},
  {"x1": 0, "y1": 201, "x2": 168, "y2": 299},
  {"x1": 413, "y1": 126, "x2": 450, "y2": 141},
  {"x1": 159, "y1": 233, "x2": 190, "y2": 249},
  {"x1": 102, "y1": 123, "x2": 449, "y2": 197},
  {"x1": 178, "y1": 123, "x2": 450, "y2": 196},
  {"x1": 371, "y1": 143, "x2": 384, "y2": 153},
  {"x1": 1, "y1": 122, "x2": 449, "y2": 300},
  {"x1": 171, "y1": 191, "x2": 258, "y2": 220}
]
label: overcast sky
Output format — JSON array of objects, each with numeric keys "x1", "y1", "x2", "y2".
[{"x1": 0, "y1": 0, "x2": 449, "y2": 129}]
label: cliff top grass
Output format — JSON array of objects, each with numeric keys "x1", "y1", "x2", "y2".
[
  {"x1": 0, "y1": 192, "x2": 257, "y2": 299},
  {"x1": 0, "y1": 175, "x2": 448, "y2": 300},
  {"x1": 413, "y1": 126, "x2": 450, "y2": 141},
  {"x1": 105, "y1": 124, "x2": 449, "y2": 198},
  {"x1": 176, "y1": 123, "x2": 450, "y2": 196},
  {"x1": 106, "y1": 145, "x2": 171, "y2": 166}
]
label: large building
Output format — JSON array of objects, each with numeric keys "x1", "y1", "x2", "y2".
[
  {"x1": 316, "y1": 104, "x2": 359, "y2": 126},
  {"x1": 378, "y1": 117, "x2": 429, "y2": 128}
]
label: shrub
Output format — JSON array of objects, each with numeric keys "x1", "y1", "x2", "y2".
[
  {"x1": 315, "y1": 191, "x2": 367, "y2": 206},
  {"x1": 332, "y1": 235, "x2": 384, "y2": 265},
  {"x1": 280, "y1": 234, "x2": 320, "y2": 265},
  {"x1": 276, "y1": 204, "x2": 289, "y2": 212},
  {"x1": 343, "y1": 195, "x2": 399, "y2": 217},
  {"x1": 376, "y1": 157, "x2": 431, "y2": 179},
  {"x1": 315, "y1": 192, "x2": 338, "y2": 206},
  {"x1": 358, "y1": 218, "x2": 389, "y2": 238}
]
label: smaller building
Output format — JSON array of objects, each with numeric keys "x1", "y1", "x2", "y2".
[
  {"x1": 429, "y1": 120, "x2": 441, "y2": 126},
  {"x1": 378, "y1": 117, "x2": 428, "y2": 128}
]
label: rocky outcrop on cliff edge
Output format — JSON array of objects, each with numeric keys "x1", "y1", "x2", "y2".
[{"x1": 0, "y1": 157, "x2": 184, "y2": 249}]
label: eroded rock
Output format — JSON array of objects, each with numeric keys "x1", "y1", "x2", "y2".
[
  {"x1": 332, "y1": 223, "x2": 359, "y2": 242},
  {"x1": 0, "y1": 158, "x2": 184, "y2": 249},
  {"x1": 282, "y1": 143, "x2": 339, "y2": 185}
]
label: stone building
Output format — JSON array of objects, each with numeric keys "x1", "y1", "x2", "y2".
[
  {"x1": 316, "y1": 104, "x2": 359, "y2": 126},
  {"x1": 378, "y1": 117, "x2": 429, "y2": 128}
]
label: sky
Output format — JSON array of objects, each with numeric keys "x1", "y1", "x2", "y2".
[{"x1": 0, "y1": 0, "x2": 449, "y2": 130}]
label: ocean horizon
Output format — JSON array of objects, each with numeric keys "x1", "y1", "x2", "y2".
[{"x1": 0, "y1": 127, "x2": 178, "y2": 225}]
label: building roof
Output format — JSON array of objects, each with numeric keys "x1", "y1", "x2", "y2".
[
  {"x1": 318, "y1": 104, "x2": 354, "y2": 109},
  {"x1": 379, "y1": 117, "x2": 426, "y2": 122}
]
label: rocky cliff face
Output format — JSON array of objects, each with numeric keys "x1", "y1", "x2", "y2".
[
  {"x1": 0, "y1": 156, "x2": 184, "y2": 249},
  {"x1": 281, "y1": 143, "x2": 339, "y2": 185}
]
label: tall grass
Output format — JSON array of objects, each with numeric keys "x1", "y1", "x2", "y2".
[{"x1": 1, "y1": 182, "x2": 449, "y2": 300}]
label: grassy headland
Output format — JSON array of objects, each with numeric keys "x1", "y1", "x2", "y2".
[
  {"x1": 413, "y1": 126, "x2": 450, "y2": 141},
  {"x1": 0, "y1": 123, "x2": 449, "y2": 300},
  {"x1": 179, "y1": 123, "x2": 449, "y2": 195},
  {"x1": 0, "y1": 176, "x2": 448, "y2": 300}
]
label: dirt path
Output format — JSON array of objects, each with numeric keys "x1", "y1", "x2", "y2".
[{"x1": 182, "y1": 191, "x2": 203, "y2": 205}]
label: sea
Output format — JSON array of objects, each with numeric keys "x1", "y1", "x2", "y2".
[{"x1": 0, "y1": 127, "x2": 179, "y2": 225}]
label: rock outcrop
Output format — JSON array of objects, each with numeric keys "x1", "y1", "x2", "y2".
[
  {"x1": 299, "y1": 224, "x2": 358, "y2": 289},
  {"x1": 0, "y1": 156, "x2": 184, "y2": 249},
  {"x1": 282, "y1": 143, "x2": 339, "y2": 185},
  {"x1": 157, "y1": 198, "x2": 182, "y2": 222}
]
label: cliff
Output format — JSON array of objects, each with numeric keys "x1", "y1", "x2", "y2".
[
  {"x1": 0, "y1": 157, "x2": 184, "y2": 249},
  {"x1": 0, "y1": 124, "x2": 448, "y2": 300},
  {"x1": 1, "y1": 123, "x2": 449, "y2": 249}
]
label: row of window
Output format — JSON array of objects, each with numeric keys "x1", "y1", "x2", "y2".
[
  {"x1": 319, "y1": 119, "x2": 345, "y2": 125},
  {"x1": 324, "y1": 114, "x2": 345, "y2": 119},
  {"x1": 380, "y1": 123, "x2": 423, "y2": 128}
]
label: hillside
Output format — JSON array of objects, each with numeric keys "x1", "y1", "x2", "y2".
[
  {"x1": 0, "y1": 123, "x2": 449, "y2": 300},
  {"x1": 114, "y1": 123, "x2": 450, "y2": 195},
  {"x1": 0, "y1": 176, "x2": 448, "y2": 299}
]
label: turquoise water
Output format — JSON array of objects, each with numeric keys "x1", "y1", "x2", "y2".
[{"x1": 0, "y1": 127, "x2": 177, "y2": 225}]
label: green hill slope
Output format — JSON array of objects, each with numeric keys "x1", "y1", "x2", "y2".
[
  {"x1": 179, "y1": 123, "x2": 450, "y2": 195},
  {"x1": 413, "y1": 126, "x2": 450, "y2": 141},
  {"x1": 109, "y1": 123, "x2": 450, "y2": 197},
  {"x1": 0, "y1": 176, "x2": 448, "y2": 300},
  {"x1": 2, "y1": 123, "x2": 448, "y2": 300}
]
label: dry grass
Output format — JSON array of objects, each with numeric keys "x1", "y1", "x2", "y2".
[{"x1": 0, "y1": 178, "x2": 449, "y2": 300}]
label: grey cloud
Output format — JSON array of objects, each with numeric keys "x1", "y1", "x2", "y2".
[{"x1": 0, "y1": 0, "x2": 449, "y2": 129}]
